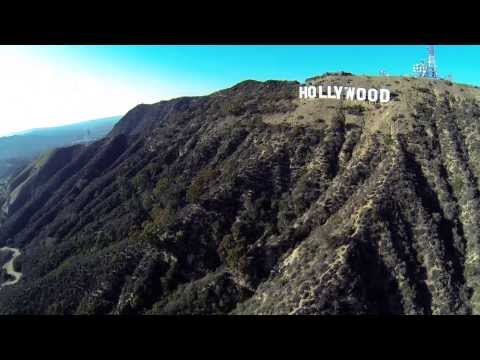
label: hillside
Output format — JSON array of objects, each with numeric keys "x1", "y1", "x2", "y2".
[{"x1": 1, "y1": 73, "x2": 480, "y2": 314}]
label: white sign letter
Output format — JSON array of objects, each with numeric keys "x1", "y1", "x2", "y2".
[
  {"x1": 367, "y1": 89, "x2": 379, "y2": 102},
  {"x1": 299, "y1": 86, "x2": 308, "y2": 99},
  {"x1": 345, "y1": 87, "x2": 355, "y2": 100},
  {"x1": 356, "y1": 88, "x2": 366, "y2": 101},
  {"x1": 318, "y1": 86, "x2": 327, "y2": 98},
  {"x1": 379, "y1": 89, "x2": 391, "y2": 103},
  {"x1": 334, "y1": 86, "x2": 344, "y2": 99}
]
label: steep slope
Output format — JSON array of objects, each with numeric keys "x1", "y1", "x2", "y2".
[{"x1": 1, "y1": 74, "x2": 480, "y2": 315}]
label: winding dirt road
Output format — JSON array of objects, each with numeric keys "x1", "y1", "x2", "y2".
[{"x1": 0, "y1": 246, "x2": 22, "y2": 288}]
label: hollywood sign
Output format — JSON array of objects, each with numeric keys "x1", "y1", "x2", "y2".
[{"x1": 299, "y1": 85, "x2": 391, "y2": 103}]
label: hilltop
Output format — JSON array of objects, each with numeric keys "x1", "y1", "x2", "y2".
[{"x1": 1, "y1": 73, "x2": 480, "y2": 314}]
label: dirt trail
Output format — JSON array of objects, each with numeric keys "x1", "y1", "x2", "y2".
[{"x1": 0, "y1": 247, "x2": 22, "y2": 288}]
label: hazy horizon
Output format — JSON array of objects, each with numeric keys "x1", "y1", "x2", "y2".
[{"x1": 0, "y1": 115, "x2": 122, "y2": 138}]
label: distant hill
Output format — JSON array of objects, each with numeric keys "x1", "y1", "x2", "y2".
[{"x1": 0, "y1": 116, "x2": 121, "y2": 178}]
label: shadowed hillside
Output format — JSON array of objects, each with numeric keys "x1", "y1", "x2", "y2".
[{"x1": 1, "y1": 73, "x2": 480, "y2": 314}]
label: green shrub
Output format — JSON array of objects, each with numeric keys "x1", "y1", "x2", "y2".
[
  {"x1": 452, "y1": 175, "x2": 464, "y2": 194},
  {"x1": 384, "y1": 134, "x2": 394, "y2": 146},
  {"x1": 186, "y1": 168, "x2": 220, "y2": 203},
  {"x1": 344, "y1": 104, "x2": 365, "y2": 115},
  {"x1": 139, "y1": 206, "x2": 176, "y2": 245},
  {"x1": 223, "y1": 101, "x2": 245, "y2": 116},
  {"x1": 218, "y1": 234, "x2": 248, "y2": 274},
  {"x1": 141, "y1": 192, "x2": 153, "y2": 210},
  {"x1": 53, "y1": 258, "x2": 74, "y2": 276},
  {"x1": 416, "y1": 87, "x2": 431, "y2": 94},
  {"x1": 153, "y1": 178, "x2": 170, "y2": 198},
  {"x1": 132, "y1": 173, "x2": 149, "y2": 192}
]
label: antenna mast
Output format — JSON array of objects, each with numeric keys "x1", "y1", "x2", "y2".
[
  {"x1": 426, "y1": 45, "x2": 438, "y2": 78},
  {"x1": 413, "y1": 45, "x2": 439, "y2": 79}
]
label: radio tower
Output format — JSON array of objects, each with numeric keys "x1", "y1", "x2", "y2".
[
  {"x1": 413, "y1": 45, "x2": 439, "y2": 79},
  {"x1": 426, "y1": 45, "x2": 438, "y2": 78}
]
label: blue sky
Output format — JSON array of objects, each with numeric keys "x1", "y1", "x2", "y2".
[{"x1": 0, "y1": 45, "x2": 479, "y2": 136}]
